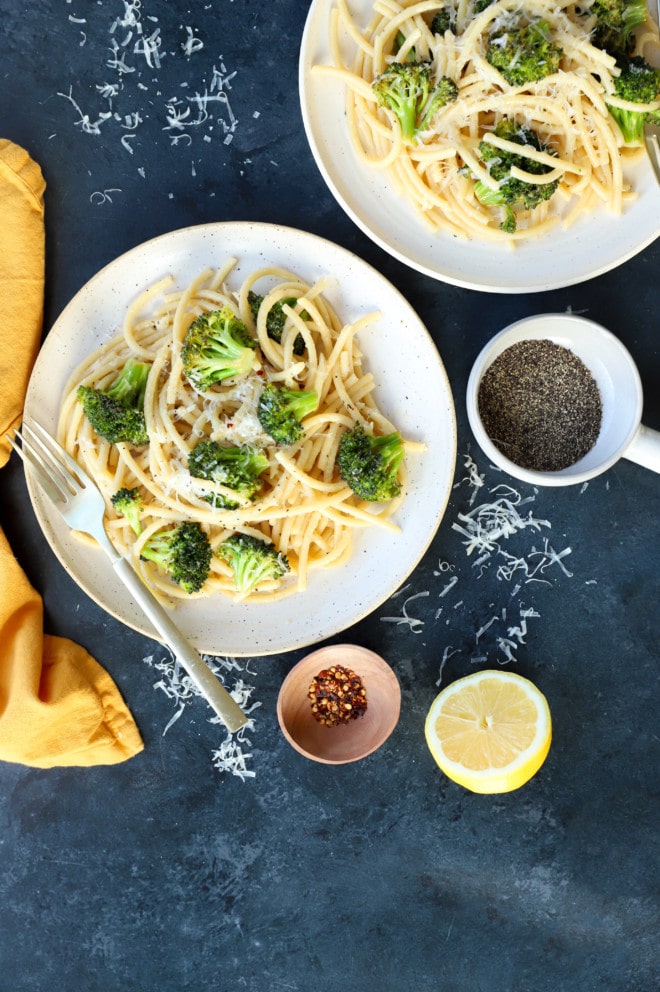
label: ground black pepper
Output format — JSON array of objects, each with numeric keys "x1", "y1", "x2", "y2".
[{"x1": 477, "y1": 338, "x2": 602, "y2": 472}]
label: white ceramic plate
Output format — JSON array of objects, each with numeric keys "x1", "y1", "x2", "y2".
[
  {"x1": 299, "y1": 0, "x2": 660, "y2": 293},
  {"x1": 24, "y1": 222, "x2": 456, "y2": 656}
]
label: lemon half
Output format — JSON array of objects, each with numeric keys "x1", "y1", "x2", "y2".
[{"x1": 425, "y1": 670, "x2": 552, "y2": 794}]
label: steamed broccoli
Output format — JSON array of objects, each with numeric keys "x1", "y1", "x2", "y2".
[
  {"x1": 256, "y1": 383, "x2": 319, "y2": 446},
  {"x1": 336, "y1": 424, "x2": 405, "y2": 502},
  {"x1": 430, "y1": 8, "x2": 455, "y2": 34},
  {"x1": 181, "y1": 306, "x2": 259, "y2": 392},
  {"x1": 606, "y1": 54, "x2": 660, "y2": 144},
  {"x1": 487, "y1": 19, "x2": 563, "y2": 86},
  {"x1": 474, "y1": 119, "x2": 559, "y2": 233},
  {"x1": 393, "y1": 29, "x2": 416, "y2": 59},
  {"x1": 111, "y1": 487, "x2": 144, "y2": 535},
  {"x1": 591, "y1": 0, "x2": 647, "y2": 56},
  {"x1": 247, "y1": 290, "x2": 306, "y2": 356},
  {"x1": 188, "y1": 439, "x2": 269, "y2": 509},
  {"x1": 77, "y1": 359, "x2": 151, "y2": 446},
  {"x1": 217, "y1": 533, "x2": 290, "y2": 596},
  {"x1": 372, "y1": 61, "x2": 458, "y2": 143},
  {"x1": 140, "y1": 521, "x2": 212, "y2": 594}
]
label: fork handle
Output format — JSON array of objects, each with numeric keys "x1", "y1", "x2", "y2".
[{"x1": 112, "y1": 556, "x2": 248, "y2": 734}]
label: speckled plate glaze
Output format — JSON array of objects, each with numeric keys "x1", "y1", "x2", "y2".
[
  {"x1": 24, "y1": 222, "x2": 456, "y2": 656},
  {"x1": 299, "y1": 0, "x2": 660, "y2": 293}
]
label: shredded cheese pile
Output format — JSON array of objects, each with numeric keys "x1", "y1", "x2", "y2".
[
  {"x1": 379, "y1": 450, "x2": 591, "y2": 679},
  {"x1": 56, "y1": 0, "x2": 241, "y2": 194},
  {"x1": 143, "y1": 651, "x2": 261, "y2": 781}
]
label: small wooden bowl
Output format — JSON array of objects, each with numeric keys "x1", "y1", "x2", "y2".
[{"x1": 277, "y1": 644, "x2": 401, "y2": 764}]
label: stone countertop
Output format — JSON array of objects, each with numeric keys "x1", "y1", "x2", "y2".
[{"x1": 0, "y1": 2, "x2": 658, "y2": 990}]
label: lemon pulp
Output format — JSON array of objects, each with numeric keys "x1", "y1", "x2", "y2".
[{"x1": 425, "y1": 670, "x2": 552, "y2": 794}]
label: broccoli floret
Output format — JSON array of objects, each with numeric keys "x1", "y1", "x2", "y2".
[
  {"x1": 487, "y1": 19, "x2": 562, "y2": 86},
  {"x1": 256, "y1": 383, "x2": 319, "y2": 446},
  {"x1": 393, "y1": 28, "x2": 416, "y2": 59},
  {"x1": 372, "y1": 61, "x2": 458, "y2": 142},
  {"x1": 606, "y1": 54, "x2": 660, "y2": 144},
  {"x1": 474, "y1": 119, "x2": 559, "y2": 233},
  {"x1": 77, "y1": 359, "x2": 151, "y2": 446},
  {"x1": 188, "y1": 439, "x2": 269, "y2": 509},
  {"x1": 247, "y1": 290, "x2": 306, "y2": 356},
  {"x1": 430, "y1": 8, "x2": 455, "y2": 35},
  {"x1": 111, "y1": 486, "x2": 144, "y2": 535},
  {"x1": 336, "y1": 424, "x2": 405, "y2": 502},
  {"x1": 217, "y1": 533, "x2": 290, "y2": 596},
  {"x1": 140, "y1": 521, "x2": 212, "y2": 594},
  {"x1": 181, "y1": 306, "x2": 259, "y2": 392},
  {"x1": 591, "y1": 0, "x2": 647, "y2": 56}
]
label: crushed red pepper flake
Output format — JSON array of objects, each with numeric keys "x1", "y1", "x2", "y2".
[{"x1": 308, "y1": 664, "x2": 368, "y2": 727}]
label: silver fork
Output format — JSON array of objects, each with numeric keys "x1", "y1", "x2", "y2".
[
  {"x1": 645, "y1": 0, "x2": 660, "y2": 183},
  {"x1": 7, "y1": 420, "x2": 248, "y2": 735}
]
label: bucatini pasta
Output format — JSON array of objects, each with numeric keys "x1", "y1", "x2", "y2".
[
  {"x1": 57, "y1": 261, "x2": 418, "y2": 603},
  {"x1": 313, "y1": 0, "x2": 660, "y2": 242}
]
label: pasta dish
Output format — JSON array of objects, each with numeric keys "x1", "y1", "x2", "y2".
[
  {"x1": 58, "y1": 260, "x2": 419, "y2": 603},
  {"x1": 313, "y1": 0, "x2": 660, "y2": 242}
]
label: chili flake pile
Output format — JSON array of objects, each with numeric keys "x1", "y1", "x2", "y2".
[{"x1": 308, "y1": 665, "x2": 368, "y2": 727}]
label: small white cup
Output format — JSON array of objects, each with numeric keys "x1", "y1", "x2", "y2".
[{"x1": 466, "y1": 313, "x2": 660, "y2": 487}]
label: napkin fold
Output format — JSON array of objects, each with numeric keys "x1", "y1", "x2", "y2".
[{"x1": 0, "y1": 139, "x2": 143, "y2": 768}]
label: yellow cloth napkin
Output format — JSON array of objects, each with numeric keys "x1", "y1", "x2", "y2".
[{"x1": 0, "y1": 139, "x2": 143, "y2": 767}]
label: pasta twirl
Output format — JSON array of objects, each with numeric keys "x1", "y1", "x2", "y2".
[
  {"x1": 58, "y1": 262, "x2": 415, "y2": 603},
  {"x1": 314, "y1": 0, "x2": 660, "y2": 242}
]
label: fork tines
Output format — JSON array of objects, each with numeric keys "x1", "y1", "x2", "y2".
[{"x1": 7, "y1": 422, "x2": 79, "y2": 503}]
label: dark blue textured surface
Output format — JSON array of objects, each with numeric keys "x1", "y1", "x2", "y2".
[{"x1": 0, "y1": 2, "x2": 658, "y2": 990}]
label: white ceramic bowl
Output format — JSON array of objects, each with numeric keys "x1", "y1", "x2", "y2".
[{"x1": 466, "y1": 314, "x2": 660, "y2": 487}]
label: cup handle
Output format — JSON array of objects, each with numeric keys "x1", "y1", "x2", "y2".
[{"x1": 623, "y1": 423, "x2": 660, "y2": 474}]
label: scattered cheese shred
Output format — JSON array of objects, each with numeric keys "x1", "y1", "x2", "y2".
[
  {"x1": 143, "y1": 651, "x2": 261, "y2": 781},
  {"x1": 380, "y1": 450, "x2": 579, "y2": 682},
  {"x1": 438, "y1": 574, "x2": 459, "y2": 598},
  {"x1": 182, "y1": 25, "x2": 204, "y2": 57},
  {"x1": 211, "y1": 739, "x2": 256, "y2": 781},
  {"x1": 452, "y1": 487, "x2": 550, "y2": 556},
  {"x1": 454, "y1": 451, "x2": 486, "y2": 506},
  {"x1": 380, "y1": 590, "x2": 430, "y2": 633},
  {"x1": 435, "y1": 645, "x2": 460, "y2": 686},
  {"x1": 57, "y1": 1, "x2": 241, "y2": 181}
]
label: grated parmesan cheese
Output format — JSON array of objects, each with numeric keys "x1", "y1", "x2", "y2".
[
  {"x1": 89, "y1": 188, "x2": 122, "y2": 204},
  {"x1": 57, "y1": 1, "x2": 242, "y2": 184},
  {"x1": 435, "y1": 645, "x2": 460, "y2": 686},
  {"x1": 452, "y1": 487, "x2": 550, "y2": 557},
  {"x1": 182, "y1": 25, "x2": 204, "y2": 57},
  {"x1": 437, "y1": 574, "x2": 458, "y2": 598},
  {"x1": 454, "y1": 450, "x2": 486, "y2": 506},
  {"x1": 380, "y1": 450, "x2": 579, "y2": 681},
  {"x1": 143, "y1": 650, "x2": 261, "y2": 781},
  {"x1": 380, "y1": 590, "x2": 429, "y2": 633}
]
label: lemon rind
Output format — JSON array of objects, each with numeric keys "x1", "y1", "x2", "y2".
[{"x1": 424, "y1": 670, "x2": 552, "y2": 794}]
